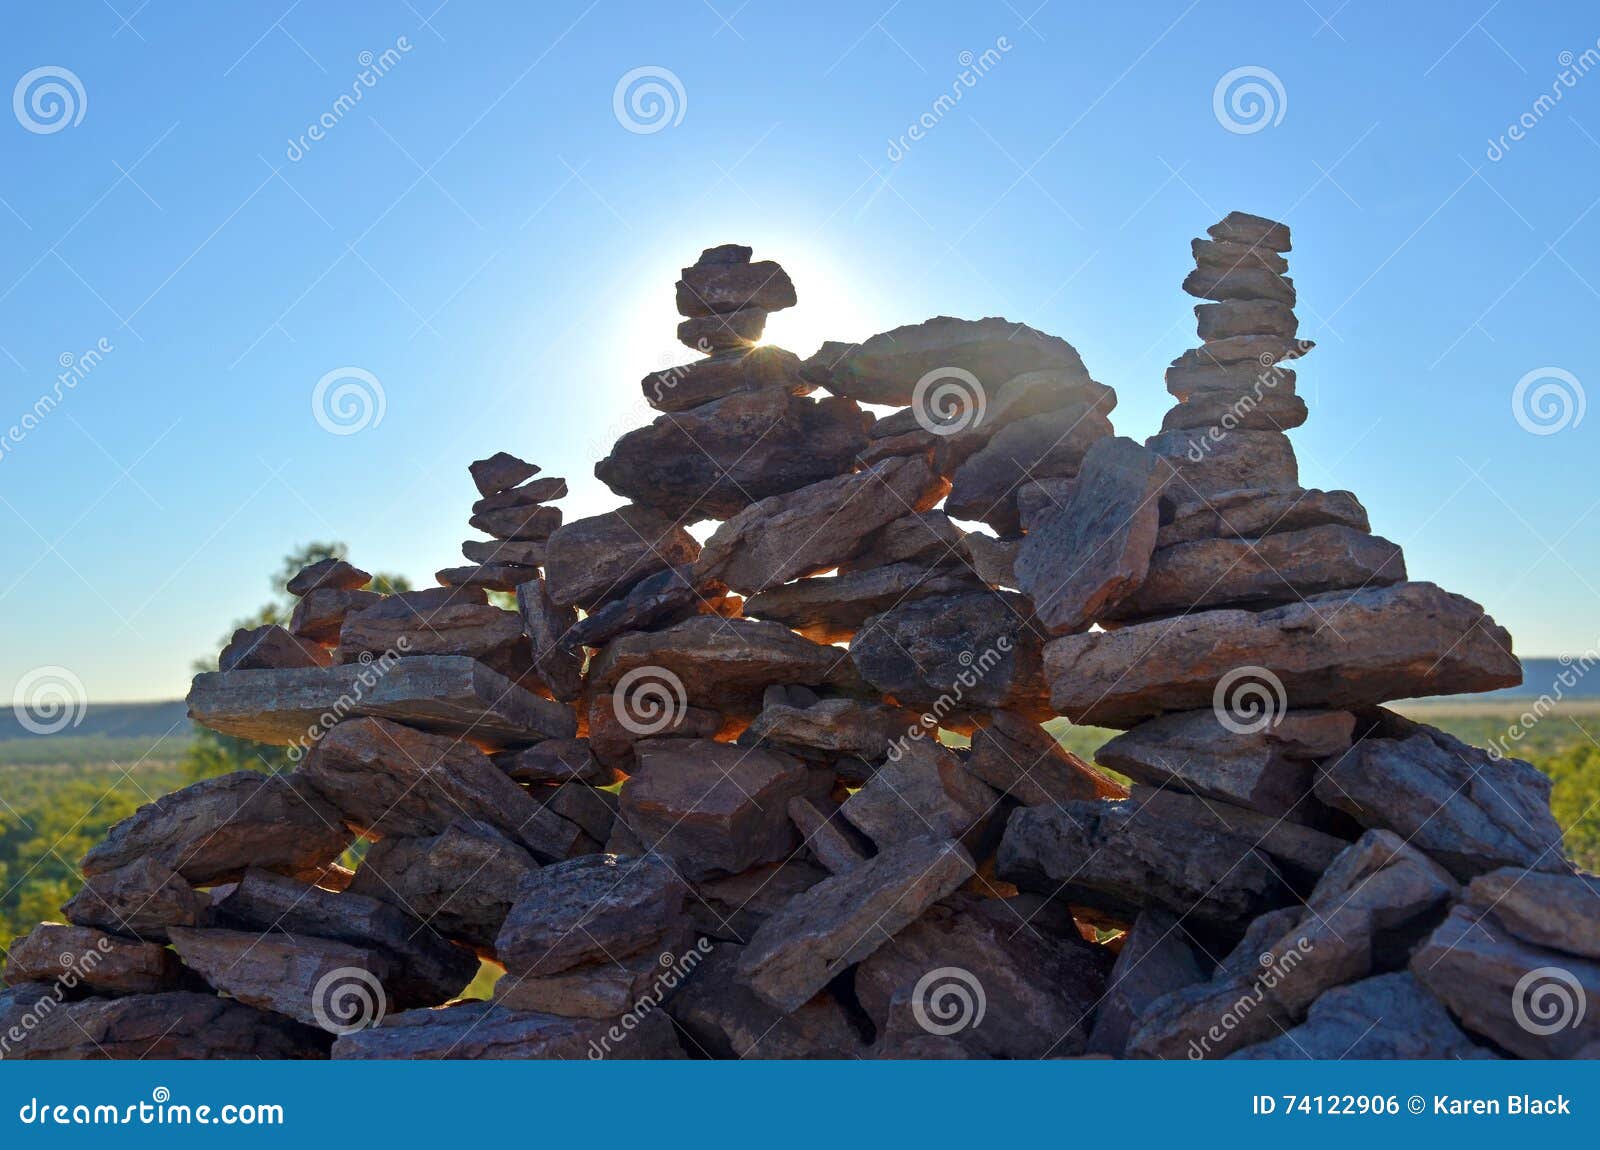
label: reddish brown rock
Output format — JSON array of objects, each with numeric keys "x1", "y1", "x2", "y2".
[
  {"x1": 589, "y1": 615, "x2": 860, "y2": 716},
  {"x1": 960, "y1": 532, "x2": 1019, "y2": 589},
  {"x1": 1, "y1": 991, "x2": 329, "y2": 1059},
  {"x1": 1097, "y1": 709, "x2": 1352, "y2": 819},
  {"x1": 677, "y1": 308, "x2": 767, "y2": 351},
  {"x1": 1465, "y1": 868, "x2": 1600, "y2": 959},
  {"x1": 1191, "y1": 237, "x2": 1290, "y2": 276},
  {"x1": 168, "y1": 928, "x2": 393, "y2": 1031},
  {"x1": 1183, "y1": 266, "x2": 1295, "y2": 305},
  {"x1": 494, "y1": 926, "x2": 698, "y2": 1017},
  {"x1": 617, "y1": 739, "x2": 831, "y2": 879},
  {"x1": 851, "y1": 591, "x2": 1051, "y2": 721},
  {"x1": 495, "y1": 737, "x2": 616, "y2": 786},
  {"x1": 837, "y1": 510, "x2": 965, "y2": 574},
  {"x1": 62, "y1": 857, "x2": 210, "y2": 943},
  {"x1": 219, "y1": 624, "x2": 330, "y2": 671},
  {"x1": 1105, "y1": 525, "x2": 1406, "y2": 621},
  {"x1": 1233, "y1": 972, "x2": 1492, "y2": 1060},
  {"x1": 468, "y1": 502, "x2": 563, "y2": 542},
  {"x1": 338, "y1": 598, "x2": 531, "y2": 684},
  {"x1": 4, "y1": 923, "x2": 184, "y2": 995},
  {"x1": 787, "y1": 796, "x2": 872, "y2": 873},
  {"x1": 744, "y1": 563, "x2": 981, "y2": 644},
  {"x1": 643, "y1": 345, "x2": 809, "y2": 413},
  {"x1": 469, "y1": 451, "x2": 540, "y2": 497},
  {"x1": 676, "y1": 246, "x2": 797, "y2": 317},
  {"x1": 799, "y1": 316, "x2": 1095, "y2": 408},
  {"x1": 471, "y1": 476, "x2": 567, "y2": 514},
  {"x1": 542, "y1": 504, "x2": 701, "y2": 611},
  {"x1": 1044, "y1": 582, "x2": 1523, "y2": 727},
  {"x1": 567, "y1": 564, "x2": 729, "y2": 649},
  {"x1": 82, "y1": 770, "x2": 350, "y2": 887},
  {"x1": 346, "y1": 819, "x2": 538, "y2": 954},
  {"x1": 495, "y1": 853, "x2": 689, "y2": 977},
  {"x1": 434, "y1": 563, "x2": 537, "y2": 593},
  {"x1": 1207, "y1": 211, "x2": 1291, "y2": 250},
  {"x1": 514, "y1": 577, "x2": 584, "y2": 701},
  {"x1": 696, "y1": 455, "x2": 949, "y2": 594},
  {"x1": 736, "y1": 836, "x2": 976, "y2": 1013},
  {"x1": 331, "y1": 999, "x2": 683, "y2": 1059},
  {"x1": 944, "y1": 401, "x2": 1114, "y2": 534},
  {"x1": 1195, "y1": 298, "x2": 1298, "y2": 340},
  {"x1": 288, "y1": 587, "x2": 382, "y2": 643},
  {"x1": 287, "y1": 557, "x2": 372, "y2": 597},
  {"x1": 965, "y1": 710, "x2": 1127, "y2": 807},
  {"x1": 1013, "y1": 436, "x2": 1170, "y2": 635},
  {"x1": 1147, "y1": 427, "x2": 1299, "y2": 500},
  {"x1": 587, "y1": 692, "x2": 724, "y2": 771},
  {"x1": 461, "y1": 537, "x2": 545, "y2": 566},
  {"x1": 840, "y1": 740, "x2": 999, "y2": 850},
  {"x1": 296, "y1": 717, "x2": 583, "y2": 862},
  {"x1": 1160, "y1": 389, "x2": 1308, "y2": 432},
  {"x1": 744, "y1": 695, "x2": 918, "y2": 765},
  {"x1": 595, "y1": 388, "x2": 870, "y2": 520},
  {"x1": 1156, "y1": 487, "x2": 1369, "y2": 548}
]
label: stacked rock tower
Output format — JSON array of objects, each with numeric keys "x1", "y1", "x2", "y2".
[{"x1": 4, "y1": 218, "x2": 1597, "y2": 1061}]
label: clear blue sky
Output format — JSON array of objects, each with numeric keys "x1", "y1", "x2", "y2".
[{"x1": 3, "y1": 1, "x2": 1597, "y2": 703}]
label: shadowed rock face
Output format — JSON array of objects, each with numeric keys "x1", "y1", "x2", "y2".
[
  {"x1": 542, "y1": 504, "x2": 701, "y2": 611},
  {"x1": 4, "y1": 923, "x2": 185, "y2": 996},
  {"x1": 0, "y1": 992, "x2": 331, "y2": 1060},
  {"x1": 62, "y1": 857, "x2": 210, "y2": 943},
  {"x1": 595, "y1": 388, "x2": 870, "y2": 520},
  {"x1": 1231, "y1": 973, "x2": 1492, "y2": 1060},
  {"x1": 1044, "y1": 582, "x2": 1523, "y2": 727},
  {"x1": 669, "y1": 942, "x2": 868, "y2": 1058},
  {"x1": 81, "y1": 770, "x2": 351, "y2": 887},
  {"x1": 331, "y1": 1000, "x2": 685, "y2": 1059}
]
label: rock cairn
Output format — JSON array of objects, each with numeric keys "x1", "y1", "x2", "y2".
[{"x1": 6, "y1": 221, "x2": 1596, "y2": 1062}]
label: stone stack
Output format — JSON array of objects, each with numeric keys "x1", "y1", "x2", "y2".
[{"x1": 5, "y1": 219, "x2": 1595, "y2": 1062}]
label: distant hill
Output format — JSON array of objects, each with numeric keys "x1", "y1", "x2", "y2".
[
  {"x1": 1, "y1": 699, "x2": 193, "y2": 742},
  {"x1": 1420, "y1": 657, "x2": 1600, "y2": 703}
]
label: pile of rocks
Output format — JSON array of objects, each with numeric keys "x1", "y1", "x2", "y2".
[{"x1": 5, "y1": 220, "x2": 1595, "y2": 1061}]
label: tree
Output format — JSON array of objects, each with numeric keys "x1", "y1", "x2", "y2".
[{"x1": 184, "y1": 543, "x2": 410, "y2": 780}]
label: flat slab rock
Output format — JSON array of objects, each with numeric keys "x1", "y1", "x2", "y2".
[
  {"x1": 188, "y1": 655, "x2": 576, "y2": 749},
  {"x1": 331, "y1": 1000, "x2": 684, "y2": 1059},
  {"x1": 566, "y1": 564, "x2": 724, "y2": 649},
  {"x1": 695, "y1": 454, "x2": 949, "y2": 595},
  {"x1": 1105, "y1": 524, "x2": 1405, "y2": 621},
  {"x1": 588, "y1": 614, "x2": 861, "y2": 715},
  {"x1": 642, "y1": 345, "x2": 809, "y2": 413},
  {"x1": 851, "y1": 591, "x2": 1052, "y2": 722},
  {"x1": 676, "y1": 248, "x2": 797, "y2": 316},
  {"x1": 1044, "y1": 581, "x2": 1523, "y2": 727},
  {"x1": 798, "y1": 316, "x2": 1095, "y2": 408},
  {"x1": 744, "y1": 562, "x2": 982, "y2": 644},
  {"x1": 1411, "y1": 902, "x2": 1600, "y2": 1059},
  {"x1": 219, "y1": 624, "x2": 329, "y2": 671},
  {"x1": 743, "y1": 695, "x2": 918, "y2": 764},
  {"x1": 1315, "y1": 709, "x2": 1567, "y2": 879},
  {"x1": 1156, "y1": 486, "x2": 1370, "y2": 548},
  {"x1": 542, "y1": 504, "x2": 701, "y2": 611},
  {"x1": 1147, "y1": 427, "x2": 1299, "y2": 500},
  {"x1": 965, "y1": 710, "x2": 1128, "y2": 807},
  {"x1": 595, "y1": 388, "x2": 870, "y2": 521},
  {"x1": 296, "y1": 717, "x2": 584, "y2": 862},
  {"x1": 495, "y1": 853, "x2": 689, "y2": 978},
  {"x1": 1465, "y1": 868, "x2": 1600, "y2": 959},
  {"x1": 998, "y1": 799, "x2": 1287, "y2": 929},
  {"x1": 168, "y1": 927, "x2": 393, "y2": 1031},
  {"x1": 944, "y1": 401, "x2": 1114, "y2": 535},
  {"x1": 82, "y1": 769, "x2": 350, "y2": 887},
  {"x1": 346, "y1": 818, "x2": 539, "y2": 954},
  {"x1": 1013, "y1": 435, "x2": 1169, "y2": 635},
  {"x1": 1232, "y1": 972, "x2": 1491, "y2": 1060},
  {"x1": 211, "y1": 867, "x2": 478, "y2": 1006},
  {"x1": 493, "y1": 926, "x2": 697, "y2": 1018},
  {"x1": 63, "y1": 857, "x2": 210, "y2": 942},
  {"x1": 617, "y1": 739, "x2": 832, "y2": 879},
  {"x1": 1130, "y1": 786, "x2": 1348, "y2": 882},
  {"x1": 840, "y1": 740, "x2": 998, "y2": 850},
  {"x1": 4, "y1": 923, "x2": 183, "y2": 996},
  {"x1": 1096, "y1": 708, "x2": 1353, "y2": 820},
  {"x1": 0, "y1": 991, "x2": 328, "y2": 1060},
  {"x1": 337, "y1": 598, "x2": 532, "y2": 681},
  {"x1": 736, "y1": 836, "x2": 976, "y2": 1013}
]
